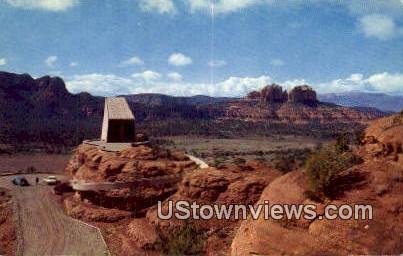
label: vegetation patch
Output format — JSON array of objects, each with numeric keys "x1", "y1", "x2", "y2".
[
  {"x1": 157, "y1": 222, "x2": 207, "y2": 255},
  {"x1": 305, "y1": 136, "x2": 363, "y2": 200}
]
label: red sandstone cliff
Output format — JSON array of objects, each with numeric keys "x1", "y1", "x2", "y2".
[{"x1": 231, "y1": 114, "x2": 403, "y2": 255}]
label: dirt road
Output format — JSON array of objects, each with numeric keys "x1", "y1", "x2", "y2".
[{"x1": 0, "y1": 174, "x2": 109, "y2": 256}]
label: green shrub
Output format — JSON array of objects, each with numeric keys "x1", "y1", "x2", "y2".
[
  {"x1": 305, "y1": 144, "x2": 362, "y2": 198},
  {"x1": 272, "y1": 155, "x2": 295, "y2": 173},
  {"x1": 271, "y1": 148, "x2": 311, "y2": 173},
  {"x1": 335, "y1": 133, "x2": 350, "y2": 153},
  {"x1": 159, "y1": 222, "x2": 206, "y2": 255}
]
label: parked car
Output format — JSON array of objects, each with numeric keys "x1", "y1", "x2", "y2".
[
  {"x1": 12, "y1": 176, "x2": 30, "y2": 186},
  {"x1": 43, "y1": 176, "x2": 59, "y2": 185}
]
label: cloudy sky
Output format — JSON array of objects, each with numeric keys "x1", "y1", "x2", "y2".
[{"x1": 1, "y1": 0, "x2": 403, "y2": 96}]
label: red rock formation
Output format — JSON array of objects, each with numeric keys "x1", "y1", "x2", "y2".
[
  {"x1": 231, "y1": 114, "x2": 403, "y2": 255},
  {"x1": 288, "y1": 85, "x2": 318, "y2": 105},
  {"x1": 64, "y1": 143, "x2": 197, "y2": 213},
  {"x1": 64, "y1": 148, "x2": 280, "y2": 254},
  {"x1": 260, "y1": 84, "x2": 288, "y2": 103}
]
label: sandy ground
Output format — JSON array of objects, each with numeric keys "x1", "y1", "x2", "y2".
[
  {"x1": 0, "y1": 154, "x2": 70, "y2": 174},
  {"x1": 0, "y1": 174, "x2": 109, "y2": 256}
]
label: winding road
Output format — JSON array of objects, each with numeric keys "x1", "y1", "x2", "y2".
[{"x1": 0, "y1": 174, "x2": 109, "y2": 256}]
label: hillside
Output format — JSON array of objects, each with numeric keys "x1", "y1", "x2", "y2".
[
  {"x1": 231, "y1": 113, "x2": 403, "y2": 255},
  {"x1": 60, "y1": 113, "x2": 403, "y2": 255},
  {"x1": 0, "y1": 71, "x2": 387, "y2": 151},
  {"x1": 0, "y1": 71, "x2": 103, "y2": 149}
]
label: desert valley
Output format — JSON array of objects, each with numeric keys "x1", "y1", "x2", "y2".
[
  {"x1": 1, "y1": 1, "x2": 403, "y2": 255},
  {"x1": 0, "y1": 71, "x2": 402, "y2": 255}
]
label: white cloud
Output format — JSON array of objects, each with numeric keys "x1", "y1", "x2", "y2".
[
  {"x1": 0, "y1": 58, "x2": 7, "y2": 66},
  {"x1": 70, "y1": 62, "x2": 78, "y2": 67},
  {"x1": 366, "y1": 72, "x2": 403, "y2": 93},
  {"x1": 139, "y1": 0, "x2": 176, "y2": 14},
  {"x1": 66, "y1": 73, "x2": 134, "y2": 96},
  {"x1": 5, "y1": 0, "x2": 78, "y2": 11},
  {"x1": 208, "y1": 59, "x2": 227, "y2": 68},
  {"x1": 45, "y1": 56, "x2": 58, "y2": 68},
  {"x1": 215, "y1": 75, "x2": 272, "y2": 96},
  {"x1": 270, "y1": 58, "x2": 285, "y2": 67},
  {"x1": 359, "y1": 14, "x2": 402, "y2": 40},
  {"x1": 66, "y1": 71, "x2": 403, "y2": 97},
  {"x1": 168, "y1": 53, "x2": 193, "y2": 66},
  {"x1": 119, "y1": 56, "x2": 144, "y2": 67},
  {"x1": 167, "y1": 72, "x2": 183, "y2": 82},
  {"x1": 315, "y1": 72, "x2": 403, "y2": 94},
  {"x1": 132, "y1": 70, "x2": 162, "y2": 82},
  {"x1": 66, "y1": 73, "x2": 272, "y2": 97}
]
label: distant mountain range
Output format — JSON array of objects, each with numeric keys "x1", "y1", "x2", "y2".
[
  {"x1": 0, "y1": 71, "x2": 389, "y2": 149},
  {"x1": 319, "y1": 92, "x2": 403, "y2": 112}
]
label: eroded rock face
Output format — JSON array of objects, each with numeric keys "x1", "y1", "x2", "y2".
[
  {"x1": 236, "y1": 84, "x2": 384, "y2": 122},
  {"x1": 288, "y1": 85, "x2": 318, "y2": 105},
  {"x1": 65, "y1": 143, "x2": 197, "y2": 213},
  {"x1": 246, "y1": 84, "x2": 288, "y2": 103},
  {"x1": 64, "y1": 144, "x2": 281, "y2": 255},
  {"x1": 231, "y1": 114, "x2": 403, "y2": 255},
  {"x1": 362, "y1": 114, "x2": 403, "y2": 162},
  {"x1": 261, "y1": 84, "x2": 288, "y2": 103},
  {"x1": 145, "y1": 162, "x2": 280, "y2": 254}
]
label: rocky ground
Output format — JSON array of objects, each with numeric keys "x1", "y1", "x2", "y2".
[
  {"x1": 231, "y1": 114, "x2": 403, "y2": 255},
  {"x1": 62, "y1": 143, "x2": 280, "y2": 255},
  {"x1": 0, "y1": 188, "x2": 16, "y2": 256},
  {"x1": 60, "y1": 114, "x2": 402, "y2": 255}
]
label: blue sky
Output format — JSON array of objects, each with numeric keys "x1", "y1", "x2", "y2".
[{"x1": 1, "y1": 0, "x2": 403, "y2": 96}]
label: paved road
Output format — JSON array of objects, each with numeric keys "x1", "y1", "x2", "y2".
[{"x1": 0, "y1": 174, "x2": 109, "y2": 256}]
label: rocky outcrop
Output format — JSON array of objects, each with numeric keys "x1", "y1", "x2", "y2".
[
  {"x1": 231, "y1": 114, "x2": 403, "y2": 255},
  {"x1": 361, "y1": 114, "x2": 403, "y2": 163},
  {"x1": 64, "y1": 147, "x2": 280, "y2": 254},
  {"x1": 224, "y1": 99, "x2": 384, "y2": 123},
  {"x1": 65, "y1": 143, "x2": 198, "y2": 214},
  {"x1": 288, "y1": 85, "x2": 318, "y2": 105},
  {"x1": 144, "y1": 162, "x2": 280, "y2": 254},
  {"x1": 261, "y1": 84, "x2": 288, "y2": 103},
  {"x1": 235, "y1": 84, "x2": 385, "y2": 122},
  {"x1": 247, "y1": 84, "x2": 287, "y2": 103}
]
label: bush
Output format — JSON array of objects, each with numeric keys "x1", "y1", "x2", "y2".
[
  {"x1": 271, "y1": 148, "x2": 311, "y2": 173},
  {"x1": 159, "y1": 222, "x2": 206, "y2": 255},
  {"x1": 305, "y1": 144, "x2": 362, "y2": 198},
  {"x1": 335, "y1": 133, "x2": 350, "y2": 153},
  {"x1": 272, "y1": 155, "x2": 295, "y2": 173}
]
